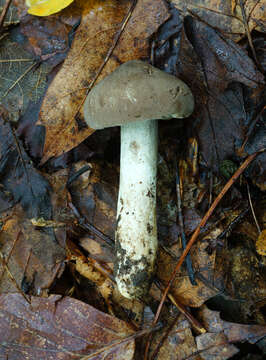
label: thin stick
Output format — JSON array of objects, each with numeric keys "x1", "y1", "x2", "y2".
[
  {"x1": 154, "y1": 279, "x2": 206, "y2": 334},
  {"x1": 150, "y1": 313, "x2": 180, "y2": 360},
  {"x1": 247, "y1": 183, "x2": 261, "y2": 233},
  {"x1": 176, "y1": 163, "x2": 196, "y2": 285},
  {"x1": 144, "y1": 149, "x2": 263, "y2": 359},
  {"x1": 239, "y1": 0, "x2": 263, "y2": 73},
  {"x1": 0, "y1": 0, "x2": 12, "y2": 30},
  {"x1": 240, "y1": 105, "x2": 265, "y2": 153},
  {"x1": 0, "y1": 250, "x2": 30, "y2": 304},
  {"x1": 68, "y1": 202, "x2": 114, "y2": 247}
]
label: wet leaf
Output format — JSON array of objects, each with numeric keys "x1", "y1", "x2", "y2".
[
  {"x1": 256, "y1": 229, "x2": 266, "y2": 256},
  {"x1": 20, "y1": 14, "x2": 72, "y2": 67},
  {"x1": 156, "y1": 227, "x2": 223, "y2": 307},
  {"x1": 0, "y1": 293, "x2": 135, "y2": 359},
  {"x1": 150, "y1": 316, "x2": 198, "y2": 360},
  {"x1": 196, "y1": 332, "x2": 238, "y2": 360},
  {"x1": 182, "y1": 17, "x2": 265, "y2": 173},
  {"x1": 172, "y1": 0, "x2": 265, "y2": 41},
  {"x1": 184, "y1": 16, "x2": 264, "y2": 92},
  {"x1": 38, "y1": 0, "x2": 169, "y2": 163},
  {"x1": 0, "y1": 36, "x2": 51, "y2": 122},
  {"x1": 0, "y1": 204, "x2": 65, "y2": 295},
  {"x1": 197, "y1": 305, "x2": 266, "y2": 344},
  {"x1": 0, "y1": 114, "x2": 51, "y2": 218},
  {"x1": 0, "y1": 0, "x2": 19, "y2": 27}
]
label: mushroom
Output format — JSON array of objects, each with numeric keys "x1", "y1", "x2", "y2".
[{"x1": 84, "y1": 60, "x2": 194, "y2": 299}]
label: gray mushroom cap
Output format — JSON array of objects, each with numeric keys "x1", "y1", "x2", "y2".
[{"x1": 84, "y1": 60, "x2": 194, "y2": 129}]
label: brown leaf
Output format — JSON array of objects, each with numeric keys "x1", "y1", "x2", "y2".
[
  {"x1": 0, "y1": 205, "x2": 65, "y2": 296},
  {"x1": 184, "y1": 16, "x2": 264, "y2": 92},
  {"x1": 20, "y1": 14, "x2": 71, "y2": 67},
  {"x1": 196, "y1": 332, "x2": 238, "y2": 360},
  {"x1": 0, "y1": 293, "x2": 135, "y2": 359},
  {"x1": 179, "y1": 17, "x2": 265, "y2": 173},
  {"x1": 172, "y1": 0, "x2": 265, "y2": 41},
  {"x1": 38, "y1": 0, "x2": 169, "y2": 163},
  {"x1": 155, "y1": 227, "x2": 224, "y2": 307},
  {"x1": 197, "y1": 306, "x2": 266, "y2": 344},
  {"x1": 256, "y1": 229, "x2": 266, "y2": 256},
  {"x1": 151, "y1": 316, "x2": 198, "y2": 360},
  {"x1": 0, "y1": 167, "x2": 69, "y2": 296}
]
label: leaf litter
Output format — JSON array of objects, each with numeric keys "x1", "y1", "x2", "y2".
[{"x1": 0, "y1": 0, "x2": 265, "y2": 359}]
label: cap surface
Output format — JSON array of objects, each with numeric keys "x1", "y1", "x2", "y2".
[{"x1": 84, "y1": 60, "x2": 194, "y2": 129}]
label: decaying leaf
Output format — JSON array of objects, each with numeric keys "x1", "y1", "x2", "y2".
[
  {"x1": 0, "y1": 121, "x2": 68, "y2": 294},
  {"x1": 0, "y1": 204, "x2": 65, "y2": 296},
  {"x1": 196, "y1": 332, "x2": 239, "y2": 360},
  {"x1": 172, "y1": 0, "x2": 265, "y2": 41},
  {"x1": 20, "y1": 13, "x2": 72, "y2": 67},
  {"x1": 0, "y1": 293, "x2": 135, "y2": 359},
  {"x1": 0, "y1": 0, "x2": 19, "y2": 27},
  {"x1": 0, "y1": 37, "x2": 51, "y2": 122},
  {"x1": 155, "y1": 227, "x2": 223, "y2": 308},
  {"x1": 38, "y1": 0, "x2": 170, "y2": 163},
  {"x1": 182, "y1": 16, "x2": 265, "y2": 173},
  {"x1": 0, "y1": 114, "x2": 51, "y2": 217},
  {"x1": 150, "y1": 315, "x2": 198, "y2": 360},
  {"x1": 197, "y1": 305, "x2": 266, "y2": 345},
  {"x1": 256, "y1": 229, "x2": 266, "y2": 256}
]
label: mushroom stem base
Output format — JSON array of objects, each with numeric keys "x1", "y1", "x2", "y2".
[{"x1": 115, "y1": 119, "x2": 158, "y2": 299}]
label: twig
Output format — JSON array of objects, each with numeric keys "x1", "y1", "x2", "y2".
[
  {"x1": 239, "y1": 0, "x2": 263, "y2": 73},
  {"x1": 150, "y1": 312, "x2": 180, "y2": 360},
  {"x1": 176, "y1": 163, "x2": 196, "y2": 285},
  {"x1": 80, "y1": 323, "x2": 161, "y2": 360},
  {"x1": 68, "y1": 202, "x2": 114, "y2": 247},
  {"x1": 144, "y1": 149, "x2": 263, "y2": 359},
  {"x1": 2, "y1": 62, "x2": 36, "y2": 98},
  {"x1": 0, "y1": 0, "x2": 12, "y2": 30},
  {"x1": 0, "y1": 229, "x2": 21, "y2": 282},
  {"x1": 154, "y1": 278, "x2": 206, "y2": 334},
  {"x1": 240, "y1": 105, "x2": 266, "y2": 153},
  {"x1": 247, "y1": 183, "x2": 261, "y2": 233},
  {"x1": 216, "y1": 206, "x2": 250, "y2": 241},
  {"x1": 0, "y1": 250, "x2": 30, "y2": 304}
]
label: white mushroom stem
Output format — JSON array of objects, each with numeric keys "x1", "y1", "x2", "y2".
[{"x1": 115, "y1": 119, "x2": 158, "y2": 299}]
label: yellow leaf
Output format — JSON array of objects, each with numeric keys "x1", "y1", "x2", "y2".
[
  {"x1": 256, "y1": 229, "x2": 266, "y2": 256},
  {"x1": 26, "y1": 0, "x2": 74, "y2": 16}
]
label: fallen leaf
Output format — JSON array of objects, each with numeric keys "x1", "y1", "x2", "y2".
[
  {"x1": 155, "y1": 226, "x2": 224, "y2": 307},
  {"x1": 150, "y1": 316, "x2": 198, "y2": 360},
  {"x1": 0, "y1": 293, "x2": 135, "y2": 359},
  {"x1": 0, "y1": 37, "x2": 51, "y2": 122},
  {"x1": 184, "y1": 16, "x2": 264, "y2": 92},
  {"x1": 196, "y1": 332, "x2": 238, "y2": 360},
  {"x1": 182, "y1": 16, "x2": 265, "y2": 173},
  {"x1": 26, "y1": 0, "x2": 74, "y2": 16},
  {"x1": 172, "y1": 0, "x2": 265, "y2": 41},
  {"x1": 0, "y1": 113, "x2": 51, "y2": 218},
  {"x1": 256, "y1": 229, "x2": 266, "y2": 256},
  {"x1": 0, "y1": 204, "x2": 65, "y2": 295},
  {"x1": 197, "y1": 305, "x2": 266, "y2": 344},
  {"x1": 38, "y1": 0, "x2": 169, "y2": 163},
  {"x1": 20, "y1": 13, "x2": 72, "y2": 67},
  {"x1": 0, "y1": 0, "x2": 19, "y2": 26}
]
